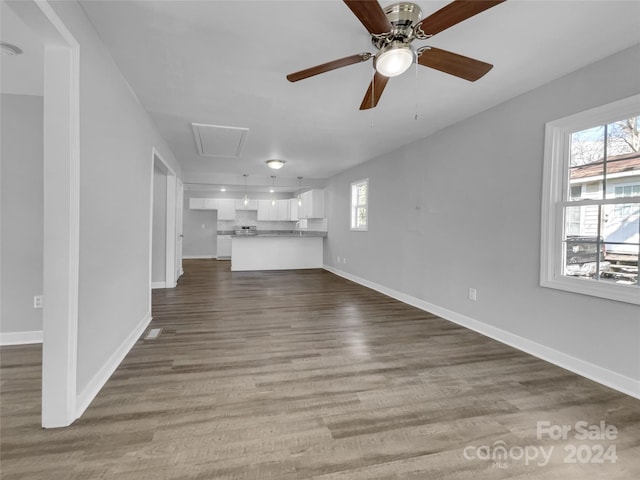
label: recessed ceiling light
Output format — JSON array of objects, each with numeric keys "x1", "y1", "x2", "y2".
[
  {"x1": 220, "y1": 187, "x2": 226, "y2": 192},
  {"x1": 0, "y1": 42, "x2": 23, "y2": 56},
  {"x1": 266, "y1": 159, "x2": 285, "y2": 170}
]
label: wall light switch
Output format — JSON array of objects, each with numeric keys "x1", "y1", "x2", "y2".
[{"x1": 468, "y1": 288, "x2": 477, "y2": 301}]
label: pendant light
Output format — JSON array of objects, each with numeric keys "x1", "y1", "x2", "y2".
[
  {"x1": 243, "y1": 174, "x2": 249, "y2": 206},
  {"x1": 270, "y1": 176, "x2": 276, "y2": 206},
  {"x1": 297, "y1": 176, "x2": 303, "y2": 207}
]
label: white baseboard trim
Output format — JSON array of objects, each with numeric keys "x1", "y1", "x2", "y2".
[
  {"x1": 182, "y1": 255, "x2": 216, "y2": 259},
  {"x1": 151, "y1": 281, "x2": 166, "y2": 289},
  {"x1": 323, "y1": 265, "x2": 640, "y2": 400},
  {"x1": 75, "y1": 311, "x2": 152, "y2": 419},
  {"x1": 0, "y1": 330, "x2": 43, "y2": 346}
]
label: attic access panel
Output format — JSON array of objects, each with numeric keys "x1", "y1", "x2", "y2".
[{"x1": 191, "y1": 123, "x2": 249, "y2": 158}]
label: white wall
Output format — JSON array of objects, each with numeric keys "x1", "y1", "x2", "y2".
[
  {"x1": 324, "y1": 44, "x2": 640, "y2": 392},
  {"x1": 182, "y1": 207, "x2": 217, "y2": 258},
  {"x1": 152, "y1": 164, "x2": 167, "y2": 282},
  {"x1": 46, "y1": 1, "x2": 181, "y2": 396},
  {"x1": 0, "y1": 94, "x2": 44, "y2": 341}
]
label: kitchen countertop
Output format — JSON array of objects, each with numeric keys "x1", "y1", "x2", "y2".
[{"x1": 219, "y1": 230, "x2": 327, "y2": 238}]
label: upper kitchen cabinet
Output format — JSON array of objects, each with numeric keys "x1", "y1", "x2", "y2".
[
  {"x1": 189, "y1": 197, "x2": 217, "y2": 210},
  {"x1": 189, "y1": 198, "x2": 206, "y2": 209},
  {"x1": 298, "y1": 189, "x2": 325, "y2": 219},
  {"x1": 217, "y1": 199, "x2": 236, "y2": 220},
  {"x1": 235, "y1": 199, "x2": 258, "y2": 211},
  {"x1": 257, "y1": 199, "x2": 290, "y2": 221},
  {"x1": 288, "y1": 199, "x2": 299, "y2": 221}
]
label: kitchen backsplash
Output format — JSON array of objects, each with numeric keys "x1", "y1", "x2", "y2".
[{"x1": 218, "y1": 210, "x2": 327, "y2": 232}]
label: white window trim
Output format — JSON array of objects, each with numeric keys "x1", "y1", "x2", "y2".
[
  {"x1": 541, "y1": 94, "x2": 640, "y2": 305},
  {"x1": 351, "y1": 178, "x2": 369, "y2": 231}
]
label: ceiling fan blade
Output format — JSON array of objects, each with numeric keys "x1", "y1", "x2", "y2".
[
  {"x1": 287, "y1": 53, "x2": 371, "y2": 82},
  {"x1": 344, "y1": 0, "x2": 392, "y2": 35},
  {"x1": 417, "y1": 47, "x2": 493, "y2": 82},
  {"x1": 415, "y1": 0, "x2": 506, "y2": 38},
  {"x1": 359, "y1": 72, "x2": 389, "y2": 110}
]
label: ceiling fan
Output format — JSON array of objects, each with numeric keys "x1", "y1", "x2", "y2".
[{"x1": 287, "y1": 0, "x2": 506, "y2": 110}]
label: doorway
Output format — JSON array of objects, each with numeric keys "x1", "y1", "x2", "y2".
[{"x1": 150, "y1": 149, "x2": 179, "y2": 293}]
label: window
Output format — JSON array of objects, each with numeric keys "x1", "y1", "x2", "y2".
[
  {"x1": 351, "y1": 179, "x2": 368, "y2": 231},
  {"x1": 541, "y1": 94, "x2": 639, "y2": 304}
]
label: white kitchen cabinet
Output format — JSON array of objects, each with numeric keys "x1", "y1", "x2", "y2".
[
  {"x1": 257, "y1": 200, "x2": 274, "y2": 221},
  {"x1": 289, "y1": 199, "x2": 299, "y2": 221},
  {"x1": 217, "y1": 235, "x2": 232, "y2": 258},
  {"x1": 235, "y1": 199, "x2": 258, "y2": 210},
  {"x1": 189, "y1": 198, "x2": 206, "y2": 209},
  {"x1": 257, "y1": 199, "x2": 290, "y2": 221},
  {"x1": 277, "y1": 199, "x2": 290, "y2": 220},
  {"x1": 217, "y1": 199, "x2": 236, "y2": 220},
  {"x1": 190, "y1": 198, "x2": 218, "y2": 210},
  {"x1": 298, "y1": 189, "x2": 325, "y2": 219}
]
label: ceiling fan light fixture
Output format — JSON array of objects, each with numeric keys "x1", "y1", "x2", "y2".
[
  {"x1": 374, "y1": 43, "x2": 414, "y2": 77},
  {"x1": 266, "y1": 159, "x2": 285, "y2": 170}
]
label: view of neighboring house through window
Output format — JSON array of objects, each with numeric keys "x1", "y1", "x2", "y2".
[
  {"x1": 351, "y1": 179, "x2": 368, "y2": 231},
  {"x1": 541, "y1": 95, "x2": 639, "y2": 304}
]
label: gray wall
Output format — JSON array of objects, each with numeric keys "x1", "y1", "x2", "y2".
[
  {"x1": 182, "y1": 207, "x2": 217, "y2": 258},
  {"x1": 0, "y1": 94, "x2": 43, "y2": 335},
  {"x1": 49, "y1": 2, "x2": 181, "y2": 394},
  {"x1": 152, "y1": 164, "x2": 167, "y2": 282},
  {"x1": 324, "y1": 45, "x2": 640, "y2": 383}
]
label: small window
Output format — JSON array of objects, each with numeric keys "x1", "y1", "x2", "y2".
[
  {"x1": 351, "y1": 179, "x2": 368, "y2": 231},
  {"x1": 541, "y1": 94, "x2": 639, "y2": 305}
]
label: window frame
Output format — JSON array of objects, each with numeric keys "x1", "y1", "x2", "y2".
[
  {"x1": 350, "y1": 178, "x2": 369, "y2": 231},
  {"x1": 541, "y1": 94, "x2": 640, "y2": 305}
]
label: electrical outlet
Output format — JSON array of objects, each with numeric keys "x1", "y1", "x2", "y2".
[
  {"x1": 33, "y1": 295, "x2": 43, "y2": 309},
  {"x1": 343, "y1": 258, "x2": 347, "y2": 264},
  {"x1": 468, "y1": 288, "x2": 477, "y2": 301},
  {"x1": 337, "y1": 256, "x2": 341, "y2": 263}
]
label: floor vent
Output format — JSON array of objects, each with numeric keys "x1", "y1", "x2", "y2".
[{"x1": 144, "y1": 328, "x2": 163, "y2": 340}]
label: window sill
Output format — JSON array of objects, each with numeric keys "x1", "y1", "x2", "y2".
[{"x1": 541, "y1": 276, "x2": 640, "y2": 305}]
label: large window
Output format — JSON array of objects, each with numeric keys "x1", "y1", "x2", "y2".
[
  {"x1": 541, "y1": 95, "x2": 639, "y2": 304},
  {"x1": 351, "y1": 179, "x2": 368, "y2": 231}
]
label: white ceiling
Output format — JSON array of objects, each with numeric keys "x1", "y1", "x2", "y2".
[
  {"x1": 0, "y1": 0, "x2": 44, "y2": 96},
  {"x1": 79, "y1": 0, "x2": 640, "y2": 191}
]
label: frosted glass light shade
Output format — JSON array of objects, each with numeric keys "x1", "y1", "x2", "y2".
[
  {"x1": 266, "y1": 159, "x2": 285, "y2": 170},
  {"x1": 375, "y1": 45, "x2": 414, "y2": 77}
]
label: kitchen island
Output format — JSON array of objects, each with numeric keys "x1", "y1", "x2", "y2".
[{"x1": 231, "y1": 232, "x2": 325, "y2": 271}]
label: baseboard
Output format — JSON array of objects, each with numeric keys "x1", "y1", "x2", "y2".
[
  {"x1": 0, "y1": 330, "x2": 43, "y2": 346},
  {"x1": 75, "y1": 311, "x2": 152, "y2": 419},
  {"x1": 182, "y1": 255, "x2": 216, "y2": 259},
  {"x1": 151, "y1": 281, "x2": 166, "y2": 289},
  {"x1": 323, "y1": 264, "x2": 640, "y2": 400}
]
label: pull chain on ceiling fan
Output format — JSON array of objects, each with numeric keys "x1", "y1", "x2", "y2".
[{"x1": 286, "y1": 0, "x2": 506, "y2": 110}]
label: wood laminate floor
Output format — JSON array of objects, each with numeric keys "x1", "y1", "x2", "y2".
[{"x1": 1, "y1": 260, "x2": 639, "y2": 479}]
